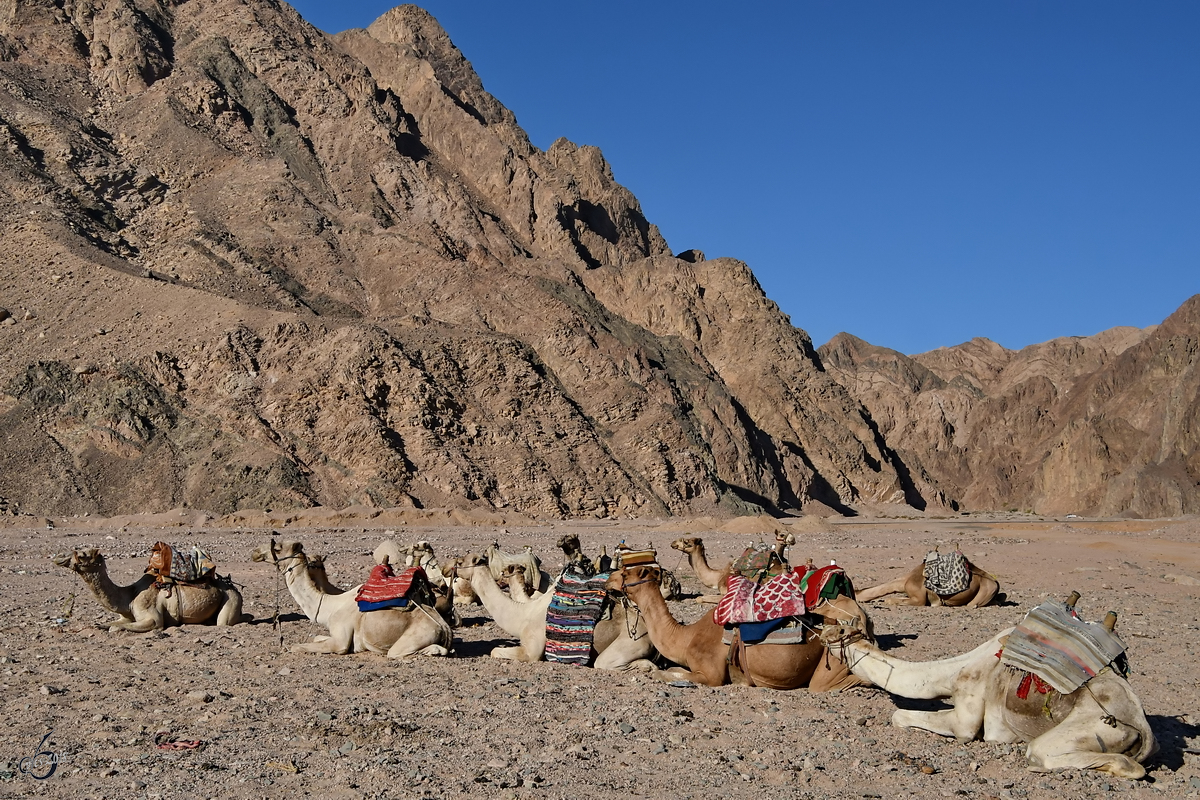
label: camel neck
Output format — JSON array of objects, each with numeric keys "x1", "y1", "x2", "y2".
[
  {"x1": 628, "y1": 584, "x2": 692, "y2": 666},
  {"x1": 81, "y1": 564, "x2": 147, "y2": 616},
  {"x1": 284, "y1": 561, "x2": 337, "y2": 624},
  {"x1": 470, "y1": 567, "x2": 548, "y2": 635},
  {"x1": 841, "y1": 631, "x2": 1008, "y2": 699}
]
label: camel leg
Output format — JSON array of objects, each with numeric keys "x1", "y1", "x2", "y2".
[
  {"x1": 291, "y1": 623, "x2": 354, "y2": 655},
  {"x1": 1024, "y1": 707, "x2": 1149, "y2": 778},
  {"x1": 384, "y1": 623, "x2": 450, "y2": 660},
  {"x1": 649, "y1": 666, "x2": 723, "y2": 687},
  {"x1": 966, "y1": 578, "x2": 1000, "y2": 609},
  {"x1": 216, "y1": 589, "x2": 245, "y2": 626},
  {"x1": 110, "y1": 616, "x2": 161, "y2": 633},
  {"x1": 883, "y1": 594, "x2": 931, "y2": 606},
  {"x1": 489, "y1": 645, "x2": 538, "y2": 661},
  {"x1": 892, "y1": 700, "x2": 985, "y2": 743},
  {"x1": 592, "y1": 644, "x2": 654, "y2": 672},
  {"x1": 807, "y1": 650, "x2": 865, "y2": 693},
  {"x1": 855, "y1": 578, "x2": 907, "y2": 602}
]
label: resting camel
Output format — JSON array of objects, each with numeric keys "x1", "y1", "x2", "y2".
[
  {"x1": 374, "y1": 540, "x2": 450, "y2": 588},
  {"x1": 856, "y1": 557, "x2": 1001, "y2": 608},
  {"x1": 503, "y1": 564, "x2": 537, "y2": 602},
  {"x1": 607, "y1": 564, "x2": 868, "y2": 691},
  {"x1": 670, "y1": 534, "x2": 795, "y2": 594},
  {"x1": 251, "y1": 540, "x2": 451, "y2": 659},
  {"x1": 52, "y1": 548, "x2": 246, "y2": 633},
  {"x1": 820, "y1": 615, "x2": 1156, "y2": 778},
  {"x1": 456, "y1": 555, "x2": 654, "y2": 670}
]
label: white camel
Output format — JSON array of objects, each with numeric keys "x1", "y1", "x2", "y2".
[
  {"x1": 820, "y1": 621, "x2": 1157, "y2": 778},
  {"x1": 456, "y1": 555, "x2": 654, "y2": 670},
  {"x1": 251, "y1": 540, "x2": 451, "y2": 659}
]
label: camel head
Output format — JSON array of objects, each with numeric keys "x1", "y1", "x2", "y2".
[
  {"x1": 455, "y1": 553, "x2": 488, "y2": 580},
  {"x1": 670, "y1": 537, "x2": 702, "y2": 554},
  {"x1": 503, "y1": 563, "x2": 527, "y2": 578},
  {"x1": 557, "y1": 533, "x2": 583, "y2": 557},
  {"x1": 50, "y1": 547, "x2": 106, "y2": 574},
  {"x1": 818, "y1": 623, "x2": 868, "y2": 652},
  {"x1": 608, "y1": 565, "x2": 662, "y2": 601},
  {"x1": 250, "y1": 539, "x2": 306, "y2": 569}
]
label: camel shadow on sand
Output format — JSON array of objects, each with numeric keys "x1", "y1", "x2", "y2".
[{"x1": 1145, "y1": 715, "x2": 1200, "y2": 771}]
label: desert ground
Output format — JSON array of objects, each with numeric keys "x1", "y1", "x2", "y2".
[{"x1": 0, "y1": 510, "x2": 1197, "y2": 800}]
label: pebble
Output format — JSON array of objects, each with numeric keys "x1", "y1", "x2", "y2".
[{"x1": 186, "y1": 690, "x2": 213, "y2": 703}]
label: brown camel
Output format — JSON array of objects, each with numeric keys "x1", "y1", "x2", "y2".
[
  {"x1": 606, "y1": 564, "x2": 867, "y2": 691},
  {"x1": 857, "y1": 556, "x2": 1001, "y2": 608},
  {"x1": 669, "y1": 537, "x2": 729, "y2": 590},
  {"x1": 52, "y1": 548, "x2": 246, "y2": 632}
]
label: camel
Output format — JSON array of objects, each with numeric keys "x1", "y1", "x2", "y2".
[
  {"x1": 673, "y1": 538, "x2": 729, "y2": 589},
  {"x1": 606, "y1": 564, "x2": 868, "y2": 691},
  {"x1": 456, "y1": 555, "x2": 655, "y2": 670},
  {"x1": 250, "y1": 540, "x2": 451, "y2": 659},
  {"x1": 856, "y1": 555, "x2": 1001, "y2": 608},
  {"x1": 374, "y1": 540, "x2": 449, "y2": 588},
  {"x1": 51, "y1": 548, "x2": 246, "y2": 633},
  {"x1": 503, "y1": 564, "x2": 537, "y2": 602},
  {"x1": 819, "y1": 613, "x2": 1157, "y2": 778},
  {"x1": 671, "y1": 534, "x2": 794, "y2": 600}
]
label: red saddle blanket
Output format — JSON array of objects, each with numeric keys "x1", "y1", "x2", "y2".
[
  {"x1": 714, "y1": 569, "x2": 806, "y2": 625},
  {"x1": 355, "y1": 564, "x2": 426, "y2": 605}
]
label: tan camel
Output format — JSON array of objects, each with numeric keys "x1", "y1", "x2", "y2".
[
  {"x1": 250, "y1": 540, "x2": 451, "y2": 659},
  {"x1": 456, "y1": 555, "x2": 654, "y2": 670},
  {"x1": 857, "y1": 557, "x2": 1001, "y2": 608},
  {"x1": 672, "y1": 537, "x2": 729, "y2": 588},
  {"x1": 51, "y1": 548, "x2": 246, "y2": 633},
  {"x1": 503, "y1": 564, "x2": 537, "y2": 602},
  {"x1": 606, "y1": 564, "x2": 867, "y2": 691},
  {"x1": 820, "y1": 616, "x2": 1156, "y2": 778}
]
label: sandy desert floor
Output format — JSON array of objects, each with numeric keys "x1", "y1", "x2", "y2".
[{"x1": 0, "y1": 511, "x2": 1197, "y2": 799}]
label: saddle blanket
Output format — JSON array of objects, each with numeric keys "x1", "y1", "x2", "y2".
[
  {"x1": 545, "y1": 571, "x2": 611, "y2": 665},
  {"x1": 355, "y1": 564, "x2": 425, "y2": 610},
  {"x1": 923, "y1": 550, "x2": 971, "y2": 596},
  {"x1": 714, "y1": 570, "x2": 806, "y2": 625},
  {"x1": 999, "y1": 599, "x2": 1127, "y2": 694},
  {"x1": 147, "y1": 543, "x2": 215, "y2": 583},
  {"x1": 799, "y1": 564, "x2": 854, "y2": 606},
  {"x1": 730, "y1": 543, "x2": 787, "y2": 582},
  {"x1": 722, "y1": 616, "x2": 810, "y2": 646}
]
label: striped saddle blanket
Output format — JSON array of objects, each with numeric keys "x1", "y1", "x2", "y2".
[
  {"x1": 146, "y1": 543, "x2": 215, "y2": 584},
  {"x1": 999, "y1": 599, "x2": 1127, "y2": 694},
  {"x1": 545, "y1": 571, "x2": 611, "y2": 666},
  {"x1": 355, "y1": 565, "x2": 426, "y2": 611}
]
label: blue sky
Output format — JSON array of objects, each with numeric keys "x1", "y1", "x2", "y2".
[{"x1": 290, "y1": 1, "x2": 1199, "y2": 355}]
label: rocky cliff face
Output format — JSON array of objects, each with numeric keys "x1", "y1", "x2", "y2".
[
  {"x1": 0, "y1": 0, "x2": 911, "y2": 518},
  {"x1": 820, "y1": 298, "x2": 1200, "y2": 518}
]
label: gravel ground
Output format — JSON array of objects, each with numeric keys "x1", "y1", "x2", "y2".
[{"x1": 0, "y1": 513, "x2": 1197, "y2": 799}]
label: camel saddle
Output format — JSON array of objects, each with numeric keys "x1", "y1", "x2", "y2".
[
  {"x1": 355, "y1": 564, "x2": 433, "y2": 612},
  {"x1": 999, "y1": 599, "x2": 1128, "y2": 694},
  {"x1": 146, "y1": 543, "x2": 215, "y2": 585},
  {"x1": 731, "y1": 543, "x2": 787, "y2": 583},
  {"x1": 923, "y1": 549, "x2": 971, "y2": 596}
]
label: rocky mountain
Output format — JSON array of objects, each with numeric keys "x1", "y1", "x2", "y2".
[
  {"x1": 0, "y1": 0, "x2": 919, "y2": 519},
  {"x1": 820, "y1": 296, "x2": 1200, "y2": 518},
  {"x1": 0, "y1": 1, "x2": 1193, "y2": 521}
]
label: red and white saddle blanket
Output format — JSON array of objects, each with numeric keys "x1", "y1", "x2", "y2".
[
  {"x1": 714, "y1": 570, "x2": 807, "y2": 625},
  {"x1": 355, "y1": 564, "x2": 426, "y2": 606}
]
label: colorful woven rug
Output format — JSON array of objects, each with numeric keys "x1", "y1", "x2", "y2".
[
  {"x1": 999, "y1": 599, "x2": 1127, "y2": 694},
  {"x1": 544, "y1": 571, "x2": 611, "y2": 665},
  {"x1": 355, "y1": 564, "x2": 425, "y2": 611}
]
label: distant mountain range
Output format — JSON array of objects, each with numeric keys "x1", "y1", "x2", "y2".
[{"x1": 1, "y1": 2, "x2": 1195, "y2": 519}]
